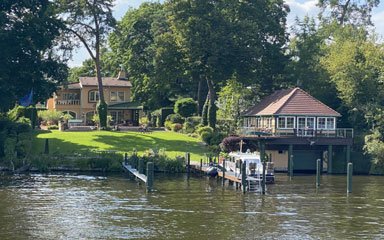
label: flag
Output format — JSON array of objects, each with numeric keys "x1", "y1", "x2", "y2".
[{"x1": 19, "y1": 89, "x2": 33, "y2": 107}]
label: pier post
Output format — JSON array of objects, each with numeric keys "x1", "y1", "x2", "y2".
[
  {"x1": 200, "y1": 159, "x2": 203, "y2": 176},
  {"x1": 44, "y1": 139, "x2": 49, "y2": 154},
  {"x1": 316, "y1": 159, "x2": 321, "y2": 188},
  {"x1": 146, "y1": 162, "x2": 154, "y2": 192},
  {"x1": 222, "y1": 158, "x2": 226, "y2": 186},
  {"x1": 346, "y1": 145, "x2": 351, "y2": 163},
  {"x1": 138, "y1": 158, "x2": 144, "y2": 174},
  {"x1": 185, "y1": 152, "x2": 190, "y2": 177},
  {"x1": 124, "y1": 153, "x2": 128, "y2": 165},
  {"x1": 328, "y1": 145, "x2": 333, "y2": 174},
  {"x1": 241, "y1": 161, "x2": 247, "y2": 193},
  {"x1": 262, "y1": 161, "x2": 266, "y2": 195},
  {"x1": 347, "y1": 162, "x2": 353, "y2": 194},
  {"x1": 288, "y1": 144, "x2": 293, "y2": 179}
]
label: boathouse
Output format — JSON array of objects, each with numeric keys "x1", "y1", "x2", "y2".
[{"x1": 240, "y1": 87, "x2": 353, "y2": 174}]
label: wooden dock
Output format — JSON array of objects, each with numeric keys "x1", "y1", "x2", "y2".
[{"x1": 122, "y1": 163, "x2": 147, "y2": 183}]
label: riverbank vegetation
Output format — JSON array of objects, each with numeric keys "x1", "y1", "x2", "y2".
[{"x1": 2, "y1": 0, "x2": 384, "y2": 173}]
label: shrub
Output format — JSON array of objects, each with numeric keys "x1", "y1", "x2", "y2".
[
  {"x1": 38, "y1": 110, "x2": 63, "y2": 125},
  {"x1": 210, "y1": 131, "x2": 226, "y2": 146},
  {"x1": 139, "y1": 116, "x2": 149, "y2": 125},
  {"x1": 174, "y1": 98, "x2": 197, "y2": 118},
  {"x1": 164, "y1": 120, "x2": 173, "y2": 130},
  {"x1": 171, "y1": 123, "x2": 183, "y2": 132},
  {"x1": 200, "y1": 131, "x2": 214, "y2": 144},
  {"x1": 220, "y1": 136, "x2": 241, "y2": 152},
  {"x1": 196, "y1": 126, "x2": 214, "y2": 136},
  {"x1": 47, "y1": 125, "x2": 59, "y2": 130},
  {"x1": 166, "y1": 113, "x2": 184, "y2": 124},
  {"x1": 182, "y1": 121, "x2": 195, "y2": 134}
]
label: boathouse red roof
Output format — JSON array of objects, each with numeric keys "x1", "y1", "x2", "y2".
[{"x1": 243, "y1": 87, "x2": 341, "y2": 117}]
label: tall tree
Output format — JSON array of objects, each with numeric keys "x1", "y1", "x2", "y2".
[
  {"x1": 317, "y1": 0, "x2": 379, "y2": 26},
  {"x1": 109, "y1": 3, "x2": 192, "y2": 110},
  {"x1": 57, "y1": 0, "x2": 116, "y2": 128},
  {"x1": 169, "y1": 0, "x2": 289, "y2": 128},
  {"x1": 0, "y1": 0, "x2": 67, "y2": 111}
]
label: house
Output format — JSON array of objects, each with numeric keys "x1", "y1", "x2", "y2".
[
  {"x1": 240, "y1": 87, "x2": 353, "y2": 173},
  {"x1": 46, "y1": 70, "x2": 144, "y2": 126}
]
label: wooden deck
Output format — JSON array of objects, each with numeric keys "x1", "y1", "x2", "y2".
[{"x1": 122, "y1": 163, "x2": 147, "y2": 183}]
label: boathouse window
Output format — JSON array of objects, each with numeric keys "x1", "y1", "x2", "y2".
[
  {"x1": 317, "y1": 117, "x2": 335, "y2": 129},
  {"x1": 277, "y1": 117, "x2": 295, "y2": 129}
]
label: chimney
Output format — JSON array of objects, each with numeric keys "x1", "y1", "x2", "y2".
[{"x1": 117, "y1": 65, "x2": 127, "y2": 80}]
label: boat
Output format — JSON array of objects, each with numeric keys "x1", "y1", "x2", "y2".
[
  {"x1": 206, "y1": 166, "x2": 218, "y2": 177},
  {"x1": 224, "y1": 152, "x2": 275, "y2": 184}
]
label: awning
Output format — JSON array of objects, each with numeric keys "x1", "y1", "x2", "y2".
[{"x1": 108, "y1": 101, "x2": 144, "y2": 110}]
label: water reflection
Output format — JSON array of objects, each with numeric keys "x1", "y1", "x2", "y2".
[{"x1": 0, "y1": 173, "x2": 384, "y2": 239}]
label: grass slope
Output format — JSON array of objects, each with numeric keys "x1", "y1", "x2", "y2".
[{"x1": 32, "y1": 130, "x2": 209, "y2": 161}]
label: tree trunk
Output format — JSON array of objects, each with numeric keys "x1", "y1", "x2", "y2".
[
  {"x1": 95, "y1": 45, "x2": 108, "y2": 129},
  {"x1": 201, "y1": 93, "x2": 209, "y2": 126},
  {"x1": 206, "y1": 78, "x2": 217, "y2": 129}
]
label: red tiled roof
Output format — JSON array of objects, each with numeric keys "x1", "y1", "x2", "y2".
[
  {"x1": 79, "y1": 77, "x2": 132, "y2": 87},
  {"x1": 243, "y1": 87, "x2": 341, "y2": 117},
  {"x1": 60, "y1": 83, "x2": 81, "y2": 89}
]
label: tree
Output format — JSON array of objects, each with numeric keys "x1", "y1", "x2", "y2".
[
  {"x1": 108, "y1": 3, "x2": 192, "y2": 110},
  {"x1": 0, "y1": 0, "x2": 67, "y2": 111},
  {"x1": 216, "y1": 77, "x2": 255, "y2": 123},
  {"x1": 58, "y1": 0, "x2": 116, "y2": 128},
  {"x1": 174, "y1": 98, "x2": 197, "y2": 118},
  {"x1": 317, "y1": 0, "x2": 379, "y2": 26},
  {"x1": 168, "y1": 0, "x2": 289, "y2": 128}
]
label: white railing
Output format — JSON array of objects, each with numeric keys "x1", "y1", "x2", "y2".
[
  {"x1": 239, "y1": 127, "x2": 354, "y2": 138},
  {"x1": 56, "y1": 99, "x2": 80, "y2": 105}
]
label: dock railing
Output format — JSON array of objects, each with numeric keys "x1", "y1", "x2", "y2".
[{"x1": 239, "y1": 127, "x2": 354, "y2": 138}]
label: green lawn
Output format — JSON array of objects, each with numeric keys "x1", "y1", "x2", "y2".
[{"x1": 32, "y1": 130, "x2": 209, "y2": 161}]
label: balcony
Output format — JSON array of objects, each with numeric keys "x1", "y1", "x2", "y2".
[
  {"x1": 239, "y1": 127, "x2": 354, "y2": 139},
  {"x1": 56, "y1": 99, "x2": 80, "y2": 105}
]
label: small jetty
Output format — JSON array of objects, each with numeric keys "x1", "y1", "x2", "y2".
[
  {"x1": 122, "y1": 163, "x2": 147, "y2": 183},
  {"x1": 122, "y1": 154, "x2": 154, "y2": 192}
]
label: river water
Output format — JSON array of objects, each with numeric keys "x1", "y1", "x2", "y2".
[{"x1": 0, "y1": 173, "x2": 383, "y2": 239}]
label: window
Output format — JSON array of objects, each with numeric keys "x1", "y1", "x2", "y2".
[
  {"x1": 88, "y1": 90, "x2": 99, "y2": 102},
  {"x1": 63, "y1": 93, "x2": 79, "y2": 100},
  {"x1": 317, "y1": 117, "x2": 335, "y2": 130},
  {"x1": 277, "y1": 117, "x2": 295, "y2": 129},
  {"x1": 110, "y1": 91, "x2": 125, "y2": 102}
]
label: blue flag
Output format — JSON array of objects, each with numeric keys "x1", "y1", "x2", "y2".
[{"x1": 19, "y1": 89, "x2": 33, "y2": 107}]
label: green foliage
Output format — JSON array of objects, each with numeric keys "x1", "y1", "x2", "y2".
[
  {"x1": 164, "y1": 120, "x2": 172, "y2": 130},
  {"x1": 182, "y1": 121, "x2": 195, "y2": 134},
  {"x1": 171, "y1": 123, "x2": 183, "y2": 132},
  {"x1": 97, "y1": 100, "x2": 108, "y2": 129},
  {"x1": 166, "y1": 113, "x2": 184, "y2": 124},
  {"x1": 0, "y1": 0, "x2": 67, "y2": 111},
  {"x1": 47, "y1": 125, "x2": 59, "y2": 130},
  {"x1": 139, "y1": 116, "x2": 149, "y2": 125},
  {"x1": 38, "y1": 110, "x2": 63, "y2": 125},
  {"x1": 174, "y1": 98, "x2": 197, "y2": 118},
  {"x1": 196, "y1": 126, "x2": 214, "y2": 136}
]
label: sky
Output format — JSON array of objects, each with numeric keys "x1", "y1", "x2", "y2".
[{"x1": 68, "y1": 0, "x2": 384, "y2": 67}]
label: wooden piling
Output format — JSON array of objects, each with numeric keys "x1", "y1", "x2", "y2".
[
  {"x1": 146, "y1": 162, "x2": 154, "y2": 192},
  {"x1": 262, "y1": 161, "x2": 266, "y2": 195},
  {"x1": 138, "y1": 158, "x2": 144, "y2": 174},
  {"x1": 44, "y1": 139, "x2": 49, "y2": 154},
  {"x1": 288, "y1": 144, "x2": 293, "y2": 179},
  {"x1": 328, "y1": 145, "x2": 333, "y2": 174},
  {"x1": 222, "y1": 158, "x2": 226, "y2": 186},
  {"x1": 347, "y1": 162, "x2": 353, "y2": 194},
  {"x1": 241, "y1": 161, "x2": 247, "y2": 193},
  {"x1": 186, "y1": 152, "x2": 190, "y2": 177},
  {"x1": 124, "y1": 153, "x2": 128, "y2": 165},
  {"x1": 316, "y1": 159, "x2": 321, "y2": 188}
]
